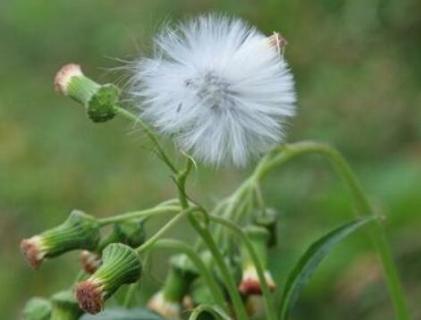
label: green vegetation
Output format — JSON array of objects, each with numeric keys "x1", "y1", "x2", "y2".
[{"x1": 1, "y1": 0, "x2": 420, "y2": 319}]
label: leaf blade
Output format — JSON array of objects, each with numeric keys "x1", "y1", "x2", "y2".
[{"x1": 279, "y1": 217, "x2": 375, "y2": 320}]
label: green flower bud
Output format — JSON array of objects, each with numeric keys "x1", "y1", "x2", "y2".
[
  {"x1": 50, "y1": 291, "x2": 83, "y2": 320},
  {"x1": 22, "y1": 297, "x2": 51, "y2": 320},
  {"x1": 238, "y1": 226, "x2": 275, "y2": 295},
  {"x1": 54, "y1": 64, "x2": 118, "y2": 123},
  {"x1": 75, "y1": 243, "x2": 142, "y2": 314},
  {"x1": 21, "y1": 210, "x2": 100, "y2": 269},
  {"x1": 99, "y1": 219, "x2": 146, "y2": 250}
]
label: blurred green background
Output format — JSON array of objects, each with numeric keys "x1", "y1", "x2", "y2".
[{"x1": 1, "y1": 0, "x2": 420, "y2": 319}]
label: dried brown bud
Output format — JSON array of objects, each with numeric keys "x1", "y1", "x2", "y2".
[{"x1": 268, "y1": 32, "x2": 288, "y2": 53}]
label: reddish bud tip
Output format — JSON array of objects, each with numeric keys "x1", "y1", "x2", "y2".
[
  {"x1": 54, "y1": 64, "x2": 83, "y2": 95},
  {"x1": 75, "y1": 280, "x2": 103, "y2": 314},
  {"x1": 20, "y1": 236, "x2": 44, "y2": 269},
  {"x1": 238, "y1": 267, "x2": 276, "y2": 295}
]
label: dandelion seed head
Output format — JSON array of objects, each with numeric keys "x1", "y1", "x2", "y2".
[{"x1": 130, "y1": 15, "x2": 296, "y2": 166}]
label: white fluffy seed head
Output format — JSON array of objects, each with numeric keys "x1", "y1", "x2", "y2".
[{"x1": 130, "y1": 15, "x2": 296, "y2": 167}]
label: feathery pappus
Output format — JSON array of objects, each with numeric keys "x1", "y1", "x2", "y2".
[{"x1": 130, "y1": 15, "x2": 296, "y2": 166}]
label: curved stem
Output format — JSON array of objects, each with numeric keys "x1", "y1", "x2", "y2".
[
  {"x1": 153, "y1": 239, "x2": 227, "y2": 310},
  {"x1": 209, "y1": 215, "x2": 277, "y2": 320},
  {"x1": 253, "y1": 141, "x2": 410, "y2": 320},
  {"x1": 99, "y1": 205, "x2": 180, "y2": 226},
  {"x1": 114, "y1": 106, "x2": 178, "y2": 173}
]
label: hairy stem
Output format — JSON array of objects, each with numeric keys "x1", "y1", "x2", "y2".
[{"x1": 114, "y1": 106, "x2": 178, "y2": 173}]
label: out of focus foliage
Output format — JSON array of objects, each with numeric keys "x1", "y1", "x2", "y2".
[{"x1": 0, "y1": 0, "x2": 420, "y2": 319}]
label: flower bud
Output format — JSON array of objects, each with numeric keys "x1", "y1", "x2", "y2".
[
  {"x1": 75, "y1": 243, "x2": 142, "y2": 314},
  {"x1": 238, "y1": 226, "x2": 276, "y2": 295},
  {"x1": 50, "y1": 291, "x2": 83, "y2": 320},
  {"x1": 54, "y1": 64, "x2": 118, "y2": 123},
  {"x1": 22, "y1": 297, "x2": 51, "y2": 320},
  {"x1": 148, "y1": 254, "x2": 197, "y2": 319},
  {"x1": 21, "y1": 210, "x2": 100, "y2": 269},
  {"x1": 148, "y1": 291, "x2": 181, "y2": 320},
  {"x1": 80, "y1": 250, "x2": 102, "y2": 274},
  {"x1": 99, "y1": 219, "x2": 146, "y2": 250}
]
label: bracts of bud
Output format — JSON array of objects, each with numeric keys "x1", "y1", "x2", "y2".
[
  {"x1": 20, "y1": 210, "x2": 100, "y2": 269},
  {"x1": 75, "y1": 243, "x2": 142, "y2": 314},
  {"x1": 50, "y1": 291, "x2": 83, "y2": 320},
  {"x1": 54, "y1": 64, "x2": 119, "y2": 123},
  {"x1": 22, "y1": 297, "x2": 51, "y2": 320},
  {"x1": 238, "y1": 226, "x2": 276, "y2": 295},
  {"x1": 148, "y1": 254, "x2": 198, "y2": 319}
]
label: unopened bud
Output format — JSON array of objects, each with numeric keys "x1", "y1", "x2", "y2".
[
  {"x1": 238, "y1": 226, "x2": 276, "y2": 295},
  {"x1": 99, "y1": 219, "x2": 146, "y2": 250},
  {"x1": 238, "y1": 265, "x2": 276, "y2": 295},
  {"x1": 50, "y1": 291, "x2": 83, "y2": 320},
  {"x1": 148, "y1": 291, "x2": 181, "y2": 320},
  {"x1": 148, "y1": 254, "x2": 197, "y2": 319},
  {"x1": 54, "y1": 64, "x2": 118, "y2": 123},
  {"x1": 21, "y1": 210, "x2": 100, "y2": 269},
  {"x1": 80, "y1": 250, "x2": 102, "y2": 274},
  {"x1": 22, "y1": 297, "x2": 51, "y2": 320},
  {"x1": 75, "y1": 243, "x2": 142, "y2": 314}
]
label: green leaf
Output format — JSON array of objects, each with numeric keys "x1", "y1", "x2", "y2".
[
  {"x1": 279, "y1": 217, "x2": 375, "y2": 320},
  {"x1": 80, "y1": 308, "x2": 163, "y2": 320}
]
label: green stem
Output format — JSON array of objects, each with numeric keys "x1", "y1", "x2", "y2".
[
  {"x1": 187, "y1": 212, "x2": 249, "y2": 320},
  {"x1": 209, "y1": 215, "x2": 277, "y2": 320},
  {"x1": 174, "y1": 160, "x2": 249, "y2": 320},
  {"x1": 136, "y1": 208, "x2": 195, "y2": 254},
  {"x1": 254, "y1": 141, "x2": 410, "y2": 320},
  {"x1": 153, "y1": 239, "x2": 227, "y2": 310},
  {"x1": 99, "y1": 205, "x2": 180, "y2": 226},
  {"x1": 114, "y1": 106, "x2": 178, "y2": 173}
]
